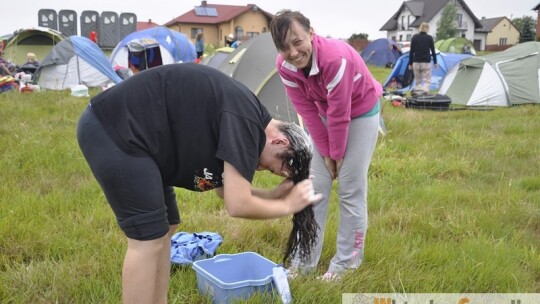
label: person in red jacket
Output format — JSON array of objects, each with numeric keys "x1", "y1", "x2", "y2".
[{"x1": 89, "y1": 30, "x2": 98, "y2": 44}]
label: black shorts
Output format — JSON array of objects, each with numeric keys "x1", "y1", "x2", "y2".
[{"x1": 77, "y1": 105, "x2": 180, "y2": 240}]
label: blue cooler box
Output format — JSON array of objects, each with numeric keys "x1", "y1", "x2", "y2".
[{"x1": 192, "y1": 252, "x2": 277, "y2": 303}]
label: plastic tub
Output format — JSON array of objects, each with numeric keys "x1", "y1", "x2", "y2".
[{"x1": 192, "y1": 252, "x2": 276, "y2": 303}]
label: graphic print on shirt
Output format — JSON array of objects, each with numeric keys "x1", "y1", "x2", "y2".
[{"x1": 193, "y1": 168, "x2": 219, "y2": 191}]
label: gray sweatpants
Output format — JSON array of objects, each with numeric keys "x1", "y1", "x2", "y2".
[{"x1": 292, "y1": 111, "x2": 379, "y2": 274}]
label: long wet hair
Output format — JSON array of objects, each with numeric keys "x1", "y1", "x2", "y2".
[{"x1": 277, "y1": 122, "x2": 319, "y2": 266}]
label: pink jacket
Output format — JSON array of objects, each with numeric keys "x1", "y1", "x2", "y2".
[{"x1": 276, "y1": 34, "x2": 382, "y2": 160}]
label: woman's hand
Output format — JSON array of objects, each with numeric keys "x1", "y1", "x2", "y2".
[
  {"x1": 335, "y1": 159, "x2": 344, "y2": 177},
  {"x1": 324, "y1": 156, "x2": 337, "y2": 179},
  {"x1": 284, "y1": 178, "x2": 322, "y2": 214}
]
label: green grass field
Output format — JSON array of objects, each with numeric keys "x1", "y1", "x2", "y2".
[{"x1": 1, "y1": 66, "x2": 539, "y2": 303}]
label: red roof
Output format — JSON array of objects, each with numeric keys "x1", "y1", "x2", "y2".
[
  {"x1": 137, "y1": 19, "x2": 160, "y2": 31},
  {"x1": 164, "y1": 3, "x2": 273, "y2": 26}
]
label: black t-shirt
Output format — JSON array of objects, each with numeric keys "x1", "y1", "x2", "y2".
[
  {"x1": 408, "y1": 32, "x2": 437, "y2": 65},
  {"x1": 90, "y1": 63, "x2": 272, "y2": 191}
]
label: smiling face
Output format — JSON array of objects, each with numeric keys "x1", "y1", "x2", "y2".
[{"x1": 278, "y1": 20, "x2": 313, "y2": 70}]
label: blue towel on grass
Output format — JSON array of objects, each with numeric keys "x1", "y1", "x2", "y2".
[{"x1": 170, "y1": 231, "x2": 223, "y2": 265}]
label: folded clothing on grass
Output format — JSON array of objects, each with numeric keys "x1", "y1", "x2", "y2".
[{"x1": 170, "y1": 231, "x2": 223, "y2": 265}]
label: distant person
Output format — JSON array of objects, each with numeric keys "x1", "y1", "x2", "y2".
[
  {"x1": 0, "y1": 50, "x2": 15, "y2": 76},
  {"x1": 461, "y1": 44, "x2": 471, "y2": 54},
  {"x1": 24, "y1": 52, "x2": 40, "y2": 68},
  {"x1": 127, "y1": 51, "x2": 148, "y2": 75},
  {"x1": 17, "y1": 52, "x2": 40, "y2": 78},
  {"x1": 89, "y1": 30, "x2": 98, "y2": 44},
  {"x1": 195, "y1": 32, "x2": 205, "y2": 59},
  {"x1": 0, "y1": 39, "x2": 7, "y2": 52},
  {"x1": 225, "y1": 33, "x2": 235, "y2": 47},
  {"x1": 270, "y1": 9, "x2": 382, "y2": 282},
  {"x1": 77, "y1": 63, "x2": 321, "y2": 304},
  {"x1": 408, "y1": 22, "x2": 438, "y2": 95},
  {"x1": 231, "y1": 40, "x2": 241, "y2": 48}
]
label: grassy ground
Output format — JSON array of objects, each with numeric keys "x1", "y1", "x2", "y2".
[{"x1": 0, "y1": 67, "x2": 539, "y2": 303}]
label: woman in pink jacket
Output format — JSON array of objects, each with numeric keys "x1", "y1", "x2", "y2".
[{"x1": 270, "y1": 9, "x2": 382, "y2": 281}]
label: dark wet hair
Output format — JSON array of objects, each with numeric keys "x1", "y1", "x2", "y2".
[
  {"x1": 270, "y1": 9, "x2": 311, "y2": 52},
  {"x1": 276, "y1": 121, "x2": 312, "y2": 177},
  {"x1": 276, "y1": 121, "x2": 320, "y2": 266}
]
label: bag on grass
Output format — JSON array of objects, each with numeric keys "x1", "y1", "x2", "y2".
[{"x1": 406, "y1": 94, "x2": 452, "y2": 111}]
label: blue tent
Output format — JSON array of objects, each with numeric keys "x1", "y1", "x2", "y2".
[
  {"x1": 110, "y1": 26, "x2": 196, "y2": 69},
  {"x1": 383, "y1": 51, "x2": 472, "y2": 93},
  {"x1": 35, "y1": 35, "x2": 122, "y2": 90},
  {"x1": 361, "y1": 38, "x2": 402, "y2": 67}
]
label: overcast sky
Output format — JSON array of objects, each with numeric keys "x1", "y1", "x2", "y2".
[{"x1": 0, "y1": 0, "x2": 536, "y2": 40}]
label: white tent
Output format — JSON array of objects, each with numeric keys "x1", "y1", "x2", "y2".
[{"x1": 35, "y1": 36, "x2": 122, "y2": 90}]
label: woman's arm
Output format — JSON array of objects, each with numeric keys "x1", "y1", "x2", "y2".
[
  {"x1": 251, "y1": 178, "x2": 294, "y2": 199},
  {"x1": 222, "y1": 162, "x2": 320, "y2": 219}
]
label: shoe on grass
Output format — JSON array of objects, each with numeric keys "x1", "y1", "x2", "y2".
[
  {"x1": 317, "y1": 271, "x2": 342, "y2": 282},
  {"x1": 286, "y1": 268, "x2": 299, "y2": 280}
]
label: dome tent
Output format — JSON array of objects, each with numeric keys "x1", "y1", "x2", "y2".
[
  {"x1": 383, "y1": 50, "x2": 471, "y2": 93},
  {"x1": 360, "y1": 38, "x2": 402, "y2": 67},
  {"x1": 435, "y1": 37, "x2": 476, "y2": 55},
  {"x1": 35, "y1": 36, "x2": 122, "y2": 90},
  {"x1": 439, "y1": 41, "x2": 540, "y2": 107},
  {"x1": 204, "y1": 33, "x2": 301, "y2": 125},
  {"x1": 110, "y1": 26, "x2": 196, "y2": 69},
  {"x1": 3, "y1": 27, "x2": 64, "y2": 65}
]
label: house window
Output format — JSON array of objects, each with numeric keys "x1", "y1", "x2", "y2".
[
  {"x1": 401, "y1": 16, "x2": 406, "y2": 30},
  {"x1": 456, "y1": 14, "x2": 463, "y2": 28},
  {"x1": 399, "y1": 34, "x2": 403, "y2": 42},
  {"x1": 191, "y1": 28, "x2": 203, "y2": 39},
  {"x1": 235, "y1": 26, "x2": 244, "y2": 40},
  {"x1": 407, "y1": 15, "x2": 414, "y2": 30},
  {"x1": 499, "y1": 38, "x2": 507, "y2": 45},
  {"x1": 406, "y1": 34, "x2": 412, "y2": 41}
]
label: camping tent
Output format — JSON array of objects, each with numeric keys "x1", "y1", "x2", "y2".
[
  {"x1": 110, "y1": 26, "x2": 196, "y2": 69},
  {"x1": 361, "y1": 38, "x2": 402, "y2": 67},
  {"x1": 35, "y1": 35, "x2": 122, "y2": 90},
  {"x1": 383, "y1": 50, "x2": 472, "y2": 93},
  {"x1": 2, "y1": 27, "x2": 65, "y2": 65},
  {"x1": 435, "y1": 37, "x2": 476, "y2": 55},
  {"x1": 200, "y1": 46, "x2": 234, "y2": 68},
  {"x1": 439, "y1": 41, "x2": 540, "y2": 106},
  {"x1": 205, "y1": 33, "x2": 301, "y2": 125}
]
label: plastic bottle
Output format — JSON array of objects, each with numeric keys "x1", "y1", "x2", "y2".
[{"x1": 272, "y1": 265, "x2": 292, "y2": 303}]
